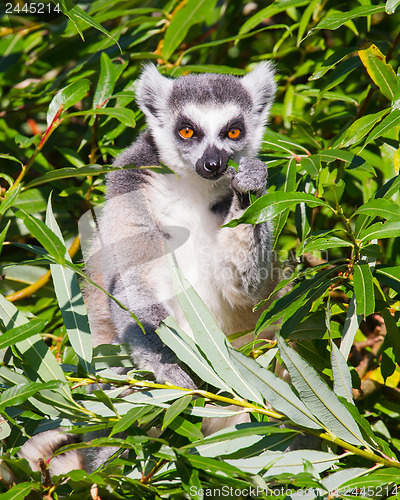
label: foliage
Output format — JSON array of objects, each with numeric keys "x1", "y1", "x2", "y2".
[{"x1": 1, "y1": 0, "x2": 400, "y2": 498}]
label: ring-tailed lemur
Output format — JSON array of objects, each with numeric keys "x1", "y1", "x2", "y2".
[
  {"x1": 20, "y1": 62, "x2": 278, "y2": 473},
  {"x1": 84, "y1": 62, "x2": 277, "y2": 389}
]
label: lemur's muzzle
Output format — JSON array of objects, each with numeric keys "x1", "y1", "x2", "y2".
[{"x1": 196, "y1": 145, "x2": 230, "y2": 180}]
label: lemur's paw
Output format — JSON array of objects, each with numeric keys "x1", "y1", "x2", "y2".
[{"x1": 230, "y1": 158, "x2": 268, "y2": 195}]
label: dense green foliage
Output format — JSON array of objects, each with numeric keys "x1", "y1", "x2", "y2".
[{"x1": 1, "y1": 0, "x2": 400, "y2": 498}]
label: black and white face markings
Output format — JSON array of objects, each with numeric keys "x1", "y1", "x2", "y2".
[
  {"x1": 135, "y1": 63, "x2": 276, "y2": 180},
  {"x1": 174, "y1": 108, "x2": 247, "y2": 180}
]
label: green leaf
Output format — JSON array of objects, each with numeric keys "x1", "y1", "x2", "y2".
[
  {"x1": 157, "y1": 317, "x2": 232, "y2": 392},
  {"x1": 93, "y1": 52, "x2": 117, "y2": 109},
  {"x1": 162, "y1": 0, "x2": 217, "y2": 60},
  {"x1": 256, "y1": 266, "x2": 345, "y2": 333},
  {"x1": 0, "y1": 380, "x2": 61, "y2": 411},
  {"x1": 227, "y1": 449, "x2": 340, "y2": 475},
  {"x1": 47, "y1": 79, "x2": 90, "y2": 127},
  {"x1": 311, "y1": 5, "x2": 385, "y2": 33},
  {"x1": 354, "y1": 198, "x2": 400, "y2": 221},
  {"x1": 167, "y1": 253, "x2": 263, "y2": 404},
  {"x1": 68, "y1": 107, "x2": 136, "y2": 127},
  {"x1": 167, "y1": 415, "x2": 203, "y2": 440},
  {"x1": 0, "y1": 319, "x2": 47, "y2": 350},
  {"x1": 162, "y1": 394, "x2": 192, "y2": 430},
  {"x1": 376, "y1": 266, "x2": 400, "y2": 293},
  {"x1": 46, "y1": 197, "x2": 92, "y2": 371},
  {"x1": 110, "y1": 406, "x2": 153, "y2": 436},
  {"x1": 353, "y1": 261, "x2": 375, "y2": 318},
  {"x1": 0, "y1": 186, "x2": 21, "y2": 216},
  {"x1": 340, "y1": 295, "x2": 363, "y2": 360},
  {"x1": 224, "y1": 192, "x2": 331, "y2": 227},
  {"x1": 0, "y1": 483, "x2": 36, "y2": 500},
  {"x1": 386, "y1": 0, "x2": 400, "y2": 14},
  {"x1": 338, "y1": 109, "x2": 389, "y2": 148},
  {"x1": 0, "y1": 295, "x2": 71, "y2": 398},
  {"x1": 364, "y1": 109, "x2": 400, "y2": 146},
  {"x1": 359, "y1": 221, "x2": 400, "y2": 242},
  {"x1": 175, "y1": 451, "x2": 247, "y2": 478},
  {"x1": 303, "y1": 236, "x2": 353, "y2": 254},
  {"x1": 277, "y1": 336, "x2": 365, "y2": 446},
  {"x1": 239, "y1": 0, "x2": 310, "y2": 35},
  {"x1": 230, "y1": 350, "x2": 321, "y2": 429},
  {"x1": 330, "y1": 342, "x2": 353, "y2": 404},
  {"x1": 0, "y1": 220, "x2": 11, "y2": 256},
  {"x1": 358, "y1": 42, "x2": 398, "y2": 101},
  {"x1": 14, "y1": 209, "x2": 66, "y2": 265},
  {"x1": 58, "y1": 0, "x2": 118, "y2": 43}
]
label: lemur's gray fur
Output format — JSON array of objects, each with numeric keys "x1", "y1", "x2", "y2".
[{"x1": 19, "y1": 62, "x2": 278, "y2": 473}]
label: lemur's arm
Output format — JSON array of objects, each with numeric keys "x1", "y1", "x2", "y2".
[
  {"x1": 97, "y1": 132, "x2": 197, "y2": 390},
  {"x1": 217, "y1": 158, "x2": 272, "y2": 303}
]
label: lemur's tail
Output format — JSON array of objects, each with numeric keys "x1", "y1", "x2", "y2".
[{"x1": 18, "y1": 429, "x2": 83, "y2": 475}]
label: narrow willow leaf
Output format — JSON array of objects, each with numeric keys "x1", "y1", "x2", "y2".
[
  {"x1": 157, "y1": 317, "x2": 232, "y2": 392},
  {"x1": 256, "y1": 266, "x2": 345, "y2": 333},
  {"x1": 227, "y1": 450, "x2": 339, "y2": 475},
  {"x1": 364, "y1": 109, "x2": 400, "y2": 147},
  {"x1": 175, "y1": 452, "x2": 247, "y2": 478},
  {"x1": 0, "y1": 319, "x2": 47, "y2": 350},
  {"x1": 47, "y1": 79, "x2": 90, "y2": 127},
  {"x1": 386, "y1": 0, "x2": 400, "y2": 14},
  {"x1": 230, "y1": 350, "x2": 321, "y2": 429},
  {"x1": 0, "y1": 483, "x2": 36, "y2": 500},
  {"x1": 24, "y1": 164, "x2": 170, "y2": 189},
  {"x1": 167, "y1": 253, "x2": 263, "y2": 404},
  {"x1": 310, "y1": 47, "x2": 357, "y2": 81},
  {"x1": 224, "y1": 192, "x2": 331, "y2": 228},
  {"x1": 0, "y1": 295, "x2": 71, "y2": 399},
  {"x1": 0, "y1": 381, "x2": 61, "y2": 411},
  {"x1": 0, "y1": 221, "x2": 11, "y2": 256},
  {"x1": 354, "y1": 198, "x2": 400, "y2": 221},
  {"x1": 303, "y1": 236, "x2": 353, "y2": 254},
  {"x1": 340, "y1": 295, "x2": 363, "y2": 360},
  {"x1": 162, "y1": 0, "x2": 217, "y2": 60},
  {"x1": 14, "y1": 209, "x2": 66, "y2": 265},
  {"x1": 239, "y1": 0, "x2": 310, "y2": 35},
  {"x1": 358, "y1": 42, "x2": 398, "y2": 101},
  {"x1": 301, "y1": 155, "x2": 320, "y2": 177},
  {"x1": 0, "y1": 186, "x2": 21, "y2": 216},
  {"x1": 162, "y1": 394, "x2": 192, "y2": 430},
  {"x1": 110, "y1": 406, "x2": 152, "y2": 436},
  {"x1": 297, "y1": 0, "x2": 319, "y2": 46},
  {"x1": 319, "y1": 149, "x2": 374, "y2": 172},
  {"x1": 311, "y1": 5, "x2": 385, "y2": 33},
  {"x1": 331, "y1": 343, "x2": 353, "y2": 404},
  {"x1": 338, "y1": 109, "x2": 389, "y2": 148},
  {"x1": 277, "y1": 336, "x2": 365, "y2": 446},
  {"x1": 353, "y1": 261, "x2": 375, "y2": 318},
  {"x1": 359, "y1": 221, "x2": 400, "y2": 242},
  {"x1": 375, "y1": 266, "x2": 400, "y2": 293},
  {"x1": 93, "y1": 52, "x2": 117, "y2": 109},
  {"x1": 68, "y1": 108, "x2": 136, "y2": 127},
  {"x1": 46, "y1": 198, "x2": 92, "y2": 370},
  {"x1": 57, "y1": 0, "x2": 117, "y2": 43},
  {"x1": 280, "y1": 279, "x2": 336, "y2": 336},
  {"x1": 167, "y1": 415, "x2": 203, "y2": 440},
  {"x1": 376, "y1": 174, "x2": 400, "y2": 200},
  {"x1": 92, "y1": 344, "x2": 132, "y2": 369}
]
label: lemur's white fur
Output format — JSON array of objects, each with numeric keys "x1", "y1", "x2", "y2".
[{"x1": 19, "y1": 62, "x2": 279, "y2": 474}]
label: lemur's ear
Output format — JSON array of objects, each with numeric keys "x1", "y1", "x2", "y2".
[
  {"x1": 136, "y1": 64, "x2": 173, "y2": 122},
  {"x1": 241, "y1": 62, "x2": 277, "y2": 119}
]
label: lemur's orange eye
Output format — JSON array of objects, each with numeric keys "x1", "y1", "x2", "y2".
[
  {"x1": 228, "y1": 128, "x2": 241, "y2": 139},
  {"x1": 179, "y1": 127, "x2": 194, "y2": 139}
]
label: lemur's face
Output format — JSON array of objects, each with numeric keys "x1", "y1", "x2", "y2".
[
  {"x1": 173, "y1": 103, "x2": 247, "y2": 180},
  {"x1": 136, "y1": 64, "x2": 276, "y2": 179}
]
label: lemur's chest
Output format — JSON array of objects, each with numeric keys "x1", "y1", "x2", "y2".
[{"x1": 145, "y1": 173, "x2": 236, "y2": 329}]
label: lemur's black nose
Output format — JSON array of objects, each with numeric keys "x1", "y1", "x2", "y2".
[{"x1": 204, "y1": 159, "x2": 220, "y2": 173}]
